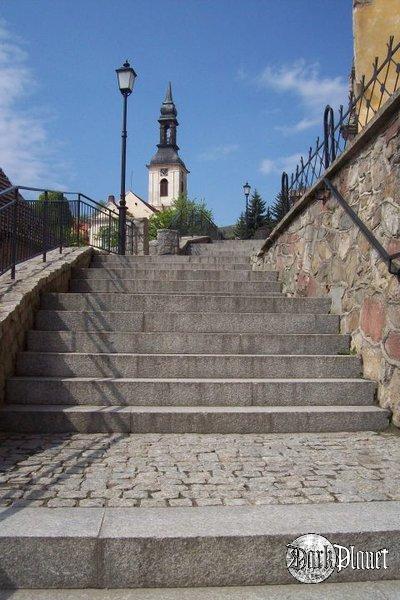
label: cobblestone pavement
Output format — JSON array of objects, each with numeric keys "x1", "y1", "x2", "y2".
[{"x1": 0, "y1": 431, "x2": 399, "y2": 508}]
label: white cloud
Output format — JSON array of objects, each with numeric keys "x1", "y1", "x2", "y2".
[
  {"x1": 198, "y1": 144, "x2": 239, "y2": 161},
  {"x1": 259, "y1": 153, "x2": 303, "y2": 176},
  {"x1": 258, "y1": 59, "x2": 347, "y2": 134},
  {"x1": 0, "y1": 20, "x2": 66, "y2": 187}
]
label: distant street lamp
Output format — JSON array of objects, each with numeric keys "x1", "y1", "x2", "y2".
[
  {"x1": 116, "y1": 60, "x2": 137, "y2": 254},
  {"x1": 243, "y1": 181, "x2": 251, "y2": 229}
]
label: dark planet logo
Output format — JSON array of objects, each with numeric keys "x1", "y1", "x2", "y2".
[{"x1": 286, "y1": 533, "x2": 337, "y2": 583}]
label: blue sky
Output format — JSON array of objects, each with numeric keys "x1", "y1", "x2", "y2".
[{"x1": 0, "y1": 0, "x2": 353, "y2": 225}]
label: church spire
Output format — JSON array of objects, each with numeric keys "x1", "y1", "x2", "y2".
[
  {"x1": 165, "y1": 81, "x2": 173, "y2": 103},
  {"x1": 160, "y1": 82, "x2": 177, "y2": 120},
  {"x1": 147, "y1": 83, "x2": 189, "y2": 209}
]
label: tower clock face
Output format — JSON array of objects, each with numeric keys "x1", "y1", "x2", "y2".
[{"x1": 160, "y1": 168, "x2": 168, "y2": 176}]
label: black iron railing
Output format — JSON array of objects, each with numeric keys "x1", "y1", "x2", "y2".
[
  {"x1": 323, "y1": 178, "x2": 400, "y2": 276},
  {"x1": 170, "y1": 208, "x2": 224, "y2": 240},
  {"x1": 0, "y1": 186, "x2": 137, "y2": 278},
  {"x1": 279, "y1": 36, "x2": 400, "y2": 209}
]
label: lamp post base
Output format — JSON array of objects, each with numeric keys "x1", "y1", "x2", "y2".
[{"x1": 118, "y1": 205, "x2": 127, "y2": 255}]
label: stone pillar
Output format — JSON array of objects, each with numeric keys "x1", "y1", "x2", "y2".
[
  {"x1": 157, "y1": 229, "x2": 179, "y2": 255},
  {"x1": 132, "y1": 218, "x2": 150, "y2": 255}
]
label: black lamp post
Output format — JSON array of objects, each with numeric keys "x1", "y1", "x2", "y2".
[
  {"x1": 116, "y1": 60, "x2": 137, "y2": 254},
  {"x1": 243, "y1": 181, "x2": 251, "y2": 231}
]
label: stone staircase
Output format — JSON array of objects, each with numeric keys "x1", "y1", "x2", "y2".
[{"x1": 1, "y1": 240, "x2": 389, "y2": 433}]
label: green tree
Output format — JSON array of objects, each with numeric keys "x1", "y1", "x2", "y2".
[
  {"x1": 247, "y1": 189, "x2": 266, "y2": 236},
  {"x1": 37, "y1": 191, "x2": 74, "y2": 245},
  {"x1": 233, "y1": 212, "x2": 250, "y2": 239},
  {"x1": 148, "y1": 194, "x2": 215, "y2": 240},
  {"x1": 148, "y1": 207, "x2": 176, "y2": 240},
  {"x1": 95, "y1": 224, "x2": 119, "y2": 250},
  {"x1": 270, "y1": 191, "x2": 290, "y2": 224},
  {"x1": 264, "y1": 206, "x2": 274, "y2": 234}
]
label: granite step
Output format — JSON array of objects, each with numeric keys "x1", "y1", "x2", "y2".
[
  {"x1": 16, "y1": 352, "x2": 362, "y2": 379},
  {"x1": 73, "y1": 268, "x2": 278, "y2": 281},
  {"x1": 2, "y1": 581, "x2": 400, "y2": 599},
  {"x1": 35, "y1": 310, "x2": 340, "y2": 334},
  {"x1": 7, "y1": 376, "x2": 376, "y2": 407},
  {"x1": 26, "y1": 331, "x2": 351, "y2": 355},
  {"x1": 0, "y1": 404, "x2": 389, "y2": 433},
  {"x1": 69, "y1": 278, "x2": 282, "y2": 294},
  {"x1": 40, "y1": 293, "x2": 331, "y2": 314},
  {"x1": 91, "y1": 255, "x2": 252, "y2": 266},
  {"x1": 0, "y1": 504, "x2": 398, "y2": 588},
  {"x1": 89, "y1": 262, "x2": 253, "y2": 271}
]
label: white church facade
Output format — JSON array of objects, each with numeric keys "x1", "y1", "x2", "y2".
[{"x1": 147, "y1": 83, "x2": 189, "y2": 209}]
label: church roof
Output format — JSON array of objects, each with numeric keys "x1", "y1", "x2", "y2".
[{"x1": 148, "y1": 147, "x2": 189, "y2": 172}]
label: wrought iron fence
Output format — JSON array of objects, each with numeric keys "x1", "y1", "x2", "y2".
[
  {"x1": 279, "y1": 36, "x2": 400, "y2": 212},
  {"x1": 170, "y1": 207, "x2": 224, "y2": 240},
  {"x1": 0, "y1": 186, "x2": 137, "y2": 278}
]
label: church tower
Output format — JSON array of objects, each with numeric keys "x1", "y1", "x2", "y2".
[{"x1": 147, "y1": 83, "x2": 189, "y2": 209}]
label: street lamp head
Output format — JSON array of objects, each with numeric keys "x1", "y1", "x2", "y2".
[
  {"x1": 116, "y1": 60, "x2": 137, "y2": 95},
  {"x1": 243, "y1": 182, "x2": 251, "y2": 197}
]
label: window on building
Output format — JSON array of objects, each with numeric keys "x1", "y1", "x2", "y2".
[{"x1": 160, "y1": 178, "x2": 168, "y2": 197}]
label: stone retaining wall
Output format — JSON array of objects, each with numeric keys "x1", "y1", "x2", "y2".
[
  {"x1": 252, "y1": 93, "x2": 400, "y2": 425},
  {"x1": 0, "y1": 247, "x2": 93, "y2": 404}
]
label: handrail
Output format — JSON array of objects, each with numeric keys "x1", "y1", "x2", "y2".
[
  {"x1": 0, "y1": 185, "x2": 16, "y2": 198},
  {"x1": 0, "y1": 188, "x2": 139, "y2": 278},
  {"x1": 278, "y1": 36, "x2": 400, "y2": 214},
  {"x1": 170, "y1": 206, "x2": 224, "y2": 240},
  {"x1": 0, "y1": 198, "x2": 16, "y2": 212},
  {"x1": 0, "y1": 185, "x2": 115, "y2": 214},
  {"x1": 323, "y1": 178, "x2": 400, "y2": 276}
]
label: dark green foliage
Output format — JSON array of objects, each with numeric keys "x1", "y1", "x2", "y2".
[
  {"x1": 37, "y1": 191, "x2": 74, "y2": 245},
  {"x1": 264, "y1": 206, "x2": 274, "y2": 233},
  {"x1": 270, "y1": 191, "x2": 291, "y2": 224},
  {"x1": 148, "y1": 207, "x2": 176, "y2": 240},
  {"x1": 233, "y1": 212, "x2": 250, "y2": 239},
  {"x1": 234, "y1": 190, "x2": 268, "y2": 239},
  {"x1": 149, "y1": 194, "x2": 215, "y2": 240},
  {"x1": 94, "y1": 225, "x2": 119, "y2": 250},
  {"x1": 247, "y1": 189, "x2": 266, "y2": 235}
]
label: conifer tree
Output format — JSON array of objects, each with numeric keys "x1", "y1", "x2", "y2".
[
  {"x1": 270, "y1": 191, "x2": 290, "y2": 225},
  {"x1": 264, "y1": 206, "x2": 274, "y2": 234},
  {"x1": 233, "y1": 212, "x2": 250, "y2": 239},
  {"x1": 247, "y1": 189, "x2": 266, "y2": 236}
]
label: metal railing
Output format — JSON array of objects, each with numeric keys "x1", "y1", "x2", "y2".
[
  {"x1": 279, "y1": 36, "x2": 400, "y2": 209},
  {"x1": 170, "y1": 208, "x2": 224, "y2": 240},
  {"x1": 323, "y1": 178, "x2": 400, "y2": 277},
  {"x1": 0, "y1": 186, "x2": 137, "y2": 278}
]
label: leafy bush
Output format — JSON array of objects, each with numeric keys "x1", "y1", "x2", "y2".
[
  {"x1": 148, "y1": 206, "x2": 176, "y2": 240},
  {"x1": 148, "y1": 194, "x2": 214, "y2": 240}
]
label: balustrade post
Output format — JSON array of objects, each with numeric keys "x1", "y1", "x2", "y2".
[
  {"x1": 77, "y1": 194, "x2": 81, "y2": 246},
  {"x1": 10, "y1": 188, "x2": 18, "y2": 279},
  {"x1": 42, "y1": 190, "x2": 48, "y2": 263}
]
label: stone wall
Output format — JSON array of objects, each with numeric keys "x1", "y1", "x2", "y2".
[
  {"x1": 0, "y1": 247, "x2": 93, "y2": 404},
  {"x1": 252, "y1": 93, "x2": 400, "y2": 425}
]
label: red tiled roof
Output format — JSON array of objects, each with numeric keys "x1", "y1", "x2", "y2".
[{"x1": 0, "y1": 169, "x2": 24, "y2": 206}]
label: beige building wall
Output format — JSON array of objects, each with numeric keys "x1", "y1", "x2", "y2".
[
  {"x1": 353, "y1": 0, "x2": 400, "y2": 126},
  {"x1": 148, "y1": 165, "x2": 187, "y2": 209},
  {"x1": 124, "y1": 191, "x2": 156, "y2": 219}
]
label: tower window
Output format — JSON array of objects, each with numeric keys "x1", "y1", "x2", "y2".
[{"x1": 160, "y1": 178, "x2": 168, "y2": 197}]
